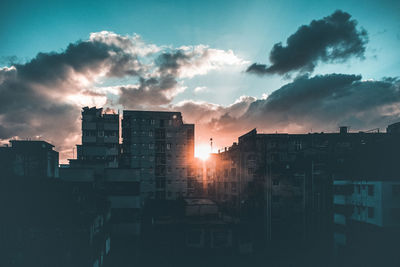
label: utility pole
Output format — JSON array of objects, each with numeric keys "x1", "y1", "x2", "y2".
[{"x1": 210, "y1": 138, "x2": 213, "y2": 153}]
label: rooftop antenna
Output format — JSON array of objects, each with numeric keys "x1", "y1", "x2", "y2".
[{"x1": 210, "y1": 138, "x2": 213, "y2": 153}]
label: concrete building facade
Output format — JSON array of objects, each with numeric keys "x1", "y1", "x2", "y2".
[
  {"x1": 0, "y1": 140, "x2": 59, "y2": 179},
  {"x1": 121, "y1": 111, "x2": 195, "y2": 200},
  {"x1": 70, "y1": 107, "x2": 119, "y2": 169}
]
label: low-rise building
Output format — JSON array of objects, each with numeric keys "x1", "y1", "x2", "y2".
[{"x1": 0, "y1": 140, "x2": 59, "y2": 179}]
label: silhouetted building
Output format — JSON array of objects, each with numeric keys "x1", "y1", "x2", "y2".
[
  {"x1": 2, "y1": 178, "x2": 111, "y2": 267},
  {"x1": 332, "y1": 134, "x2": 400, "y2": 267},
  {"x1": 191, "y1": 156, "x2": 218, "y2": 198},
  {"x1": 70, "y1": 107, "x2": 119, "y2": 169},
  {"x1": 140, "y1": 198, "x2": 241, "y2": 266},
  {"x1": 0, "y1": 140, "x2": 110, "y2": 267},
  {"x1": 60, "y1": 166, "x2": 141, "y2": 237},
  {"x1": 387, "y1": 121, "x2": 400, "y2": 134},
  {"x1": 0, "y1": 140, "x2": 59, "y2": 179},
  {"x1": 121, "y1": 111, "x2": 195, "y2": 200},
  {"x1": 214, "y1": 127, "x2": 389, "y2": 254}
]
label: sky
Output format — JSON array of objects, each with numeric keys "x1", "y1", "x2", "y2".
[{"x1": 0, "y1": 0, "x2": 399, "y2": 161}]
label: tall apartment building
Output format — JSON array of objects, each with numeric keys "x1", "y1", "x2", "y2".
[
  {"x1": 121, "y1": 111, "x2": 194, "y2": 200},
  {"x1": 70, "y1": 107, "x2": 119, "y2": 169}
]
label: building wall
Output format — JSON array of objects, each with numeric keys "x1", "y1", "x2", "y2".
[
  {"x1": 333, "y1": 180, "x2": 400, "y2": 253},
  {"x1": 122, "y1": 111, "x2": 194, "y2": 200},
  {"x1": 0, "y1": 140, "x2": 59, "y2": 179},
  {"x1": 73, "y1": 107, "x2": 119, "y2": 168}
]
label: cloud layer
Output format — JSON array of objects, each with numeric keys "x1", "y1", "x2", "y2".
[
  {"x1": 0, "y1": 17, "x2": 398, "y2": 162},
  {"x1": 0, "y1": 31, "x2": 246, "y2": 160},
  {"x1": 184, "y1": 74, "x2": 400, "y2": 148},
  {"x1": 247, "y1": 10, "x2": 368, "y2": 75}
]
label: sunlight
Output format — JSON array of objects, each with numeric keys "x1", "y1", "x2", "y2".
[{"x1": 195, "y1": 144, "x2": 210, "y2": 161}]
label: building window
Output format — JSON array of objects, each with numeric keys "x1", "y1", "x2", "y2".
[
  {"x1": 272, "y1": 195, "x2": 280, "y2": 202},
  {"x1": 273, "y1": 179, "x2": 279, "y2": 186},
  {"x1": 149, "y1": 131, "x2": 153, "y2": 137},
  {"x1": 392, "y1": 185, "x2": 400, "y2": 196},
  {"x1": 150, "y1": 119, "x2": 155, "y2": 125},
  {"x1": 166, "y1": 143, "x2": 171, "y2": 150},
  {"x1": 224, "y1": 182, "x2": 228, "y2": 190},
  {"x1": 149, "y1": 144, "x2": 154, "y2": 149},
  {"x1": 355, "y1": 184, "x2": 361, "y2": 194},
  {"x1": 368, "y1": 207, "x2": 374, "y2": 218},
  {"x1": 248, "y1": 168, "x2": 254, "y2": 175},
  {"x1": 168, "y1": 120, "x2": 172, "y2": 126},
  {"x1": 294, "y1": 140, "x2": 302, "y2": 151},
  {"x1": 231, "y1": 182, "x2": 237, "y2": 193},
  {"x1": 368, "y1": 185, "x2": 374, "y2": 196}
]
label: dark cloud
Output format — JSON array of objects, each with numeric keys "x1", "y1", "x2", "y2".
[
  {"x1": 177, "y1": 74, "x2": 400, "y2": 149},
  {"x1": 247, "y1": 10, "x2": 368, "y2": 75},
  {"x1": 0, "y1": 32, "x2": 148, "y2": 160},
  {"x1": 117, "y1": 51, "x2": 185, "y2": 108},
  {"x1": 15, "y1": 40, "x2": 143, "y2": 88},
  {"x1": 118, "y1": 76, "x2": 179, "y2": 108},
  {"x1": 211, "y1": 74, "x2": 400, "y2": 135}
]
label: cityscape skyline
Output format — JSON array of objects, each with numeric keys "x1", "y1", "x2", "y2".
[
  {"x1": 1, "y1": 2, "x2": 400, "y2": 163},
  {"x1": 1, "y1": 2, "x2": 400, "y2": 266},
  {"x1": 0, "y1": 2, "x2": 399, "y2": 159}
]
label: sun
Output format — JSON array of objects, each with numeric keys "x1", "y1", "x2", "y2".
[{"x1": 195, "y1": 145, "x2": 210, "y2": 161}]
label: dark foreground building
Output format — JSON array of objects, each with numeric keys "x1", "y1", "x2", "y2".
[
  {"x1": 0, "y1": 140, "x2": 59, "y2": 179},
  {"x1": 211, "y1": 125, "x2": 400, "y2": 266},
  {"x1": 1, "y1": 141, "x2": 111, "y2": 267}
]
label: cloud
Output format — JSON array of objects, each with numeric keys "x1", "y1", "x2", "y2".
[
  {"x1": 0, "y1": 31, "x2": 246, "y2": 161},
  {"x1": 206, "y1": 74, "x2": 400, "y2": 135},
  {"x1": 194, "y1": 86, "x2": 207, "y2": 93},
  {"x1": 247, "y1": 10, "x2": 368, "y2": 75},
  {"x1": 117, "y1": 45, "x2": 246, "y2": 108},
  {"x1": 168, "y1": 96, "x2": 257, "y2": 147},
  {"x1": 169, "y1": 74, "x2": 400, "y2": 150}
]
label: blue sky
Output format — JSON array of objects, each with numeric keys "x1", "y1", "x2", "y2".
[{"x1": 1, "y1": 0, "x2": 399, "y2": 106}]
